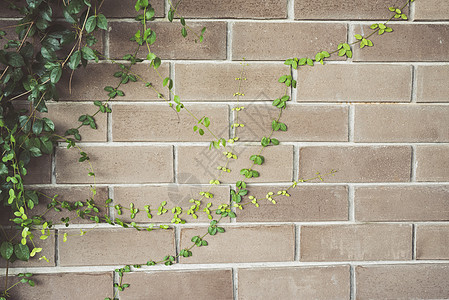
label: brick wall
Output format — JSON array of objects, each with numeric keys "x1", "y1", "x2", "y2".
[{"x1": 2, "y1": 0, "x2": 449, "y2": 299}]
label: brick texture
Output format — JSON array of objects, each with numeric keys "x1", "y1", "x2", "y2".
[
  {"x1": 236, "y1": 185, "x2": 348, "y2": 222},
  {"x1": 300, "y1": 224, "x2": 412, "y2": 261},
  {"x1": 414, "y1": 0, "x2": 449, "y2": 20},
  {"x1": 298, "y1": 146, "x2": 412, "y2": 183},
  {"x1": 295, "y1": 0, "x2": 406, "y2": 20},
  {"x1": 177, "y1": 145, "x2": 293, "y2": 184},
  {"x1": 416, "y1": 65, "x2": 449, "y2": 102},
  {"x1": 59, "y1": 228, "x2": 175, "y2": 266},
  {"x1": 232, "y1": 22, "x2": 347, "y2": 60},
  {"x1": 352, "y1": 24, "x2": 449, "y2": 62},
  {"x1": 174, "y1": 63, "x2": 289, "y2": 101},
  {"x1": 416, "y1": 225, "x2": 449, "y2": 260},
  {"x1": 176, "y1": 0, "x2": 287, "y2": 19},
  {"x1": 109, "y1": 21, "x2": 227, "y2": 60},
  {"x1": 101, "y1": 0, "x2": 165, "y2": 18},
  {"x1": 111, "y1": 103, "x2": 229, "y2": 141},
  {"x1": 354, "y1": 104, "x2": 449, "y2": 142},
  {"x1": 356, "y1": 264, "x2": 449, "y2": 299},
  {"x1": 55, "y1": 146, "x2": 173, "y2": 184},
  {"x1": 237, "y1": 104, "x2": 349, "y2": 142},
  {"x1": 57, "y1": 63, "x2": 169, "y2": 101},
  {"x1": 23, "y1": 155, "x2": 52, "y2": 184},
  {"x1": 355, "y1": 185, "x2": 449, "y2": 222},
  {"x1": 296, "y1": 64, "x2": 412, "y2": 102},
  {"x1": 1, "y1": 273, "x2": 112, "y2": 300},
  {"x1": 120, "y1": 270, "x2": 233, "y2": 300},
  {"x1": 238, "y1": 266, "x2": 350, "y2": 300},
  {"x1": 113, "y1": 185, "x2": 230, "y2": 223},
  {"x1": 416, "y1": 145, "x2": 449, "y2": 182},
  {"x1": 180, "y1": 225, "x2": 295, "y2": 263}
]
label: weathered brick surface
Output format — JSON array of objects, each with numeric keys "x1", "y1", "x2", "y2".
[
  {"x1": 295, "y1": 0, "x2": 405, "y2": 20},
  {"x1": 300, "y1": 224, "x2": 412, "y2": 261},
  {"x1": 355, "y1": 185, "x2": 449, "y2": 221},
  {"x1": 354, "y1": 104, "x2": 449, "y2": 142},
  {"x1": 120, "y1": 270, "x2": 233, "y2": 300},
  {"x1": 416, "y1": 65, "x2": 449, "y2": 102},
  {"x1": 55, "y1": 146, "x2": 173, "y2": 184},
  {"x1": 352, "y1": 24, "x2": 449, "y2": 62},
  {"x1": 45, "y1": 103, "x2": 107, "y2": 142},
  {"x1": 23, "y1": 155, "x2": 52, "y2": 184},
  {"x1": 236, "y1": 185, "x2": 348, "y2": 222},
  {"x1": 0, "y1": 230, "x2": 55, "y2": 267},
  {"x1": 113, "y1": 185, "x2": 230, "y2": 223},
  {"x1": 59, "y1": 228, "x2": 175, "y2": 266},
  {"x1": 356, "y1": 264, "x2": 449, "y2": 299},
  {"x1": 112, "y1": 103, "x2": 229, "y2": 141},
  {"x1": 177, "y1": 145, "x2": 293, "y2": 184},
  {"x1": 238, "y1": 266, "x2": 350, "y2": 300},
  {"x1": 57, "y1": 63, "x2": 169, "y2": 101},
  {"x1": 176, "y1": 0, "x2": 287, "y2": 19},
  {"x1": 232, "y1": 22, "x2": 347, "y2": 60},
  {"x1": 416, "y1": 225, "x2": 449, "y2": 260},
  {"x1": 296, "y1": 64, "x2": 412, "y2": 102},
  {"x1": 298, "y1": 146, "x2": 412, "y2": 183},
  {"x1": 174, "y1": 62, "x2": 289, "y2": 101},
  {"x1": 415, "y1": 0, "x2": 449, "y2": 20},
  {"x1": 237, "y1": 104, "x2": 349, "y2": 142},
  {"x1": 180, "y1": 225, "x2": 295, "y2": 263},
  {"x1": 1, "y1": 272, "x2": 113, "y2": 300},
  {"x1": 102, "y1": 0, "x2": 165, "y2": 18},
  {"x1": 109, "y1": 21, "x2": 227, "y2": 59},
  {"x1": 416, "y1": 145, "x2": 449, "y2": 182}
]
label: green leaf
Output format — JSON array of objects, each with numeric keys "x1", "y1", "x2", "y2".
[
  {"x1": 32, "y1": 119, "x2": 43, "y2": 135},
  {"x1": 97, "y1": 14, "x2": 108, "y2": 30},
  {"x1": 181, "y1": 27, "x2": 187, "y2": 38},
  {"x1": 153, "y1": 57, "x2": 161, "y2": 69},
  {"x1": 355, "y1": 34, "x2": 363, "y2": 40},
  {"x1": 81, "y1": 46, "x2": 96, "y2": 60},
  {"x1": 68, "y1": 50, "x2": 81, "y2": 70},
  {"x1": 50, "y1": 66, "x2": 62, "y2": 83},
  {"x1": 14, "y1": 244, "x2": 30, "y2": 261},
  {"x1": 85, "y1": 15, "x2": 97, "y2": 33},
  {"x1": 6, "y1": 52, "x2": 25, "y2": 67},
  {"x1": 0, "y1": 242, "x2": 13, "y2": 260}
]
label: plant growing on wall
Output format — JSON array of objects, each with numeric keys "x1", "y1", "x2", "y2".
[{"x1": 0, "y1": 0, "x2": 415, "y2": 298}]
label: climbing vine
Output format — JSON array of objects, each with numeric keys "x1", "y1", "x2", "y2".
[{"x1": 0, "y1": 0, "x2": 415, "y2": 298}]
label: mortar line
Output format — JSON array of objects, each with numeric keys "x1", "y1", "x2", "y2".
[
  {"x1": 287, "y1": 0, "x2": 294, "y2": 20},
  {"x1": 411, "y1": 144, "x2": 417, "y2": 182},
  {"x1": 348, "y1": 185, "x2": 355, "y2": 222},
  {"x1": 227, "y1": 21, "x2": 233, "y2": 61},
  {"x1": 104, "y1": 22, "x2": 110, "y2": 58},
  {"x1": 113, "y1": 271, "x2": 120, "y2": 299},
  {"x1": 410, "y1": 64, "x2": 417, "y2": 103},
  {"x1": 170, "y1": 62, "x2": 175, "y2": 100},
  {"x1": 173, "y1": 145, "x2": 178, "y2": 184},
  {"x1": 412, "y1": 223, "x2": 417, "y2": 260},
  {"x1": 164, "y1": 0, "x2": 170, "y2": 16},
  {"x1": 232, "y1": 268, "x2": 238, "y2": 300},
  {"x1": 409, "y1": 0, "x2": 416, "y2": 21},
  {"x1": 109, "y1": 186, "x2": 116, "y2": 220},
  {"x1": 294, "y1": 225, "x2": 300, "y2": 261},
  {"x1": 175, "y1": 225, "x2": 180, "y2": 263},
  {"x1": 348, "y1": 104, "x2": 355, "y2": 142},
  {"x1": 107, "y1": 106, "x2": 113, "y2": 142},
  {"x1": 292, "y1": 144, "x2": 299, "y2": 181},
  {"x1": 54, "y1": 229, "x2": 59, "y2": 267},
  {"x1": 51, "y1": 152, "x2": 57, "y2": 184},
  {"x1": 350, "y1": 264, "x2": 356, "y2": 300}
]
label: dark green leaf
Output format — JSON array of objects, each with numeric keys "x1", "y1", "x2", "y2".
[
  {"x1": 14, "y1": 244, "x2": 30, "y2": 261},
  {"x1": 96, "y1": 14, "x2": 108, "y2": 30}
]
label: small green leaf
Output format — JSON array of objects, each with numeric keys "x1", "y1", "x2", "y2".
[
  {"x1": 96, "y1": 14, "x2": 108, "y2": 30},
  {"x1": 85, "y1": 15, "x2": 97, "y2": 33}
]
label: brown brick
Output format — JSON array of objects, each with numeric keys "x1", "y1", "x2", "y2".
[
  {"x1": 0, "y1": 2, "x2": 23, "y2": 17},
  {"x1": 120, "y1": 269, "x2": 233, "y2": 300},
  {"x1": 415, "y1": 0, "x2": 449, "y2": 20},
  {"x1": 177, "y1": 145, "x2": 293, "y2": 184},
  {"x1": 55, "y1": 146, "x2": 173, "y2": 184},
  {"x1": 109, "y1": 21, "x2": 227, "y2": 59},
  {"x1": 416, "y1": 145, "x2": 449, "y2": 182},
  {"x1": 299, "y1": 146, "x2": 412, "y2": 183},
  {"x1": 31, "y1": 186, "x2": 109, "y2": 224},
  {"x1": 176, "y1": 0, "x2": 286, "y2": 19},
  {"x1": 236, "y1": 185, "x2": 348, "y2": 222},
  {"x1": 300, "y1": 224, "x2": 412, "y2": 261},
  {"x1": 238, "y1": 266, "x2": 350, "y2": 300},
  {"x1": 352, "y1": 24, "x2": 449, "y2": 62},
  {"x1": 232, "y1": 22, "x2": 347, "y2": 60},
  {"x1": 1, "y1": 272, "x2": 112, "y2": 300},
  {"x1": 354, "y1": 104, "x2": 449, "y2": 142},
  {"x1": 416, "y1": 225, "x2": 449, "y2": 260},
  {"x1": 180, "y1": 225, "x2": 295, "y2": 263},
  {"x1": 24, "y1": 155, "x2": 52, "y2": 184},
  {"x1": 355, "y1": 185, "x2": 449, "y2": 222},
  {"x1": 174, "y1": 62, "x2": 289, "y2": 101},
  {"x1": 59, "y1": 228, "x2": 174, "y2": 266},
  {"x1": 45, "y1": 103, "x2": 107, "y2": 142},
  {"x1": 113, "y1": 185, "x2": 230, "y2": 223},
  {"x1": 0, "y1": 229, "x2": 55, "y2": 267},
  {"x1": 296, "y1": 64, "x2": 412, "y2": 102},
  {"x1": 57, "y1": 63, "x2": 169, "y2": 101},
  {"x1": 0, "y1": 20, "x2": 18, "y2": 49},
  {"x1": 416, "y1": 65, "x2": 449, "y2": 102},
  {"x1": 238, "y1": 104, "x2": 349, "y2": 142},
  {"x1": 356, "y1": 264, "x2": 449, "y2": 299},
  {"x1": 111, "y1": 103, "x2": 229, "y2": 141},
  {"x1": 295, "y1": 0, "x2": 406, "y2": 20},
  {"x1": 101, "y1": 0, "x2": 164, "y2": 18}
]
